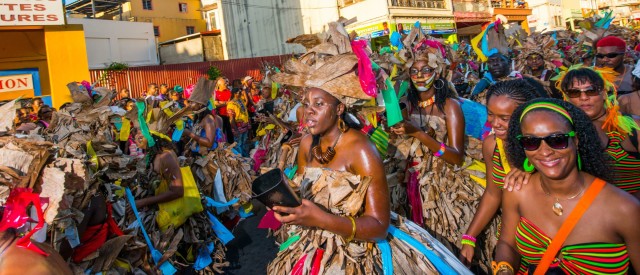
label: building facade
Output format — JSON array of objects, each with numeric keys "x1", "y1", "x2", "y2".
[
  {"x1": 527, "y1": 0, "x2": 563, "y2": 32},
  {"x1": 200, "y1": 0, "x2": 339, "y2": 59},
  {"x1": 94, "y1": 0, "x2": 207, "y2": 43},
  {"x1": 339, "y1": 0, "x2": 458, "y2": 49}
]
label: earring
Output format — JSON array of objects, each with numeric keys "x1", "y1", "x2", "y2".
[
  {"x1": 577, "y1": 153, "x2": 582, "y2": 171},
  {"x1": 523, "y1": 158, "x2": 535, "y2": 173},
  {"x1": 434, "y1": 79, "x2": 445, "y2": 90},
  {"x1": 338, "y1": 118, "x2": 348, "y2": 133}
]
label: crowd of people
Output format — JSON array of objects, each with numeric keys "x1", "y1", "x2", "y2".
[{"x1": 1, "y1": 13, "x2": 639, "y2": 275}]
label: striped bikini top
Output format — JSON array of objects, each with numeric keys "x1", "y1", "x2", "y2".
[
  {"x1": 515, "y1": 216, "x2": 629, "y2": 275},
  {"x1": 606, "y1": 131, "x2": 640, "y2": 194},
  {"x1": 491, "y1": 138, "x2": 511, "y2": 189}
]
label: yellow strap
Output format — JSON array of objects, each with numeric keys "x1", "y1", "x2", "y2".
[
  {"x1": 119, "y1": 117, "x2": 131, "y2": 141},
  {"x1": 87, "y1": 141, "x2": 99, "y2": 172},
  {"x1": 496, "y1": 138, "x2": 511, "y2": 174}
]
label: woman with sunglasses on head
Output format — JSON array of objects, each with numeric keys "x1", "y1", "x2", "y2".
[
  {"x1": 494, "y1": 98, "x2": 639, "y2": 275},
  {"x1": 390, "y1": 36, "x2": 491, "y2": 271},
  {"x1": 555, "y1": 66, "x2": 640, "y2": 200},
  {"x1": 460, "y1": 79, "x2": 548, "y2": 266}
]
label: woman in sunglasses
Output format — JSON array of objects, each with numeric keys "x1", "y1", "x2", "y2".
[
  {"x1": 494, "y1": 98, "x2": 639, "y2": 274},
  {"x1": 555, "y1": 66, "x2": 640, "y2": 200},
  {"x1": 460, "y1": 79, "x2": 547, "y2": 266}
]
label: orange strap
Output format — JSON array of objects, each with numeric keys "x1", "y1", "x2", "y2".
[{"x1": 533, "y1": 178, "x2": 606, "y2": 275}]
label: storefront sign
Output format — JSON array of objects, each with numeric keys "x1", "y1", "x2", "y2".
[
  {"x1": 349, "y1": 21, "x2": 391, "y2": 40},
  {"x1": 0, "y1": 69, "x2": 41, "y2": 102},
  {"x1": 400, "y1": 22, "x2": 457, "y2": 35},
  {"x1": 0, "y1": 0, "x2": 65, "y2": 26}
]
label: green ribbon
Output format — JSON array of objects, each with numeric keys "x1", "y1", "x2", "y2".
[
  {"x1": 136, "y1": 101, "x2": 155, "y2": 147},
  {"x1": 279, "y1": 234, "x2": 300, "y2": 251}
]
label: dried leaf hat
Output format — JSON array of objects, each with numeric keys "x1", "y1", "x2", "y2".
[
  {"x1": 515, "y1": 33, "x2": 563, "y2": 73},
  {"x1": 271, "y1": 20, "x2": 373, "y2": 107}
]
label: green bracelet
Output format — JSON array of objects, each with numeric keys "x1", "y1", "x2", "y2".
[{"x1": 461, "y1": 239, "x2": 476, "y2": 247}]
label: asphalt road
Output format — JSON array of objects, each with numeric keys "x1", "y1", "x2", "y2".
[{"x1": 223, "y1": 200, "x2": 278, "y2": 274}]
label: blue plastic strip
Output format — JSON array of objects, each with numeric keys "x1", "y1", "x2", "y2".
[
  {"x1": 193, "y1": 242, "x2": 214, "y2": 271},
  {"x1": 205, "y1": 210, "x2": 235, "y2": 245},
  {"x1": 377, "y1": 239, "x2": 394, "y2": 275},
  {"x1": 205, "y1": 196, "x2": 239, "y2": 208},
  {"x1": 171, "y1": 128, "x2": 184, "y2": 142},
  {"x1": 387, "y1": 226, "x2": 455, "y2": 275},
  {"x1": 238, "y1": 205, "x2": 254, "y2": 219},
  {"x1": 125, "y1": 188, "x2": 177, "y2": 275}
]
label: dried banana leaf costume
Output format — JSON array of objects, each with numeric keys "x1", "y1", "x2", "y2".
[
  {"x1": 393, "y1": 29, "x2": 496, "y2": 272},
  {"x1": 268, "y1": 21, "x2": 464, "y2": 275}
]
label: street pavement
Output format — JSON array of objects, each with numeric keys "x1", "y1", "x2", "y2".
[{"x1": 223, "y1": 200, "x2": 279, "y2": 274}]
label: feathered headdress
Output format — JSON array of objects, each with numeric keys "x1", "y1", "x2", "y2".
[
  {"x1": 552, "y1": 65, "x2": 640, "y2": 135},
  {"x1": 471, "y1": 18, "x2": 510, "y2": 62}
]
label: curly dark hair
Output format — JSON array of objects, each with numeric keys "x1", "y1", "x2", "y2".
[
  {"x1": 506, "y1": 98, "x2": 611, "y2": 181},
  {"x1": 486, "y1": 78, "x2": 548, "y2": 104},
  {"x1": 407, "y1": 77, "x2": 458, "y2": 114},
  {"x1": 559, "y1": 67, "x2": 605, "y2": 93}
]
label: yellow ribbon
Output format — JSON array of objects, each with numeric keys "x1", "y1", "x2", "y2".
[
  {"x1": 119, "y1": 117, "x2": 131, "y2": 142},
  {"x1": 496, "y1": 138, "x2": 511, "y2": 174},
  {"x1": 87, "y1": 141, "x2": 99, "y2": 172},
  {"x1": 150, "y1": 130, "x2": 172, "y2": 142}
]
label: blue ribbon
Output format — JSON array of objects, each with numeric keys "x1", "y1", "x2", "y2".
[
  {"x1": 171, "y1": 128, "x2": 184, "y2": 142},
  {"x1": 377, "y1": 239, "x2": 394, "y2": 275},
  {"x1": 387, "y1": 226, "x2": 455, "y2": 275},
  {"x1": 193, "y1": 242, "x2": 215, "y2": 271},
  {"x1": 125, "y1": 188, "x2": 177, "y2": 275},
  {"x1": 204, "y1": 196, "x2": 236, "y2": 245}
]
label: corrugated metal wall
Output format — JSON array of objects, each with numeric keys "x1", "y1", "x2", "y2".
[{"x1": 89, "y1": 55, "x2": 290, "y2": 98}]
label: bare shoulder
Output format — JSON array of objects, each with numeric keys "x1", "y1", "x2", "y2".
[
  {"x1": 600, "y1": 182, "x2": 640, "y2": 216},
  {"x1": 444, "y1": 97, "x2": 462, "y2": 111},
  {"x1": 483, "y1": 134, "x2": 497, "y2": 153}
]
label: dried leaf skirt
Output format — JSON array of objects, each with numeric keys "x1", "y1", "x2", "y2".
[
  {"x1": 393, "y1": 114, "x2": 498, "y2": 273},
  {"x1": 267, "y1": 168, "x2": 440, "y2": 274}
]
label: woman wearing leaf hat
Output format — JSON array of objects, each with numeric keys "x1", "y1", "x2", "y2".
[
  {"x1": 268, "y1": 22, "x2": 461, "y2": 274},
  {"x1": 388, "y1": 29, "x2": 494, "y2": 271}
]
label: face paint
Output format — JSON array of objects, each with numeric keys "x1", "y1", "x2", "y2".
[{"x1": 414, "y1": 73, "x2": 436, "y2": 91}]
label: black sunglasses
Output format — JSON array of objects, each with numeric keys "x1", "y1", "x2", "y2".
[
  {"x1": 517, "y1": 131, "x2": 576, "y2": 151},
  {"x1": 564, "y1": 87, "x2": 601, "y2": 98},
  {"x1": 595, "y1": 52, "x2": 624, "y2": 59}
]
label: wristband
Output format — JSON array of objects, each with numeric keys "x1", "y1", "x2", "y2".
[
  {"x1": 433, "y1": 142, "x2": 446, "y2": 157},
  {"x1": 461, "y1": 239, "x2": 476, "y2": 247},
  {"x1": 344, "y1": 216, "x2": 356, "y2": 243},
  {"x1": 462, "y1": 234, "x2": 477, "y2": 242}
]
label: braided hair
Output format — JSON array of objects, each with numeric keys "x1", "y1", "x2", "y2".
[
  {"x1": 506, "y1": 98, "x2": 611, "y2": 181},
  {"x1": 486, "y1": 78, "x2": 548, "y2": 105}
]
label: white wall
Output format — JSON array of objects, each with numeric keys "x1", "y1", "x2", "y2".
[
  {"x1": 339, "y1": 0, "x2": 390, "y2": 27},
  {"x1": 217, "y1": 0, "x2": 339, "y2": 59},
  {"x1": 68, "y1": 18, "x2": 159, "y2": 69}
]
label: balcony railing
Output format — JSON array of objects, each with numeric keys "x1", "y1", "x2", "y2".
[
  {"x1": 389, "y1": 0, "x2": 447, "y2": 9},
  {"x1": 339, "y1": 0, "x2": 366, "y2": 8},
  {"x1": 452, "y1": 1, "x2": 490, "y2": 13},
  {"x1": 490, "y1": 0, "x2": 528, "y2": 8}
]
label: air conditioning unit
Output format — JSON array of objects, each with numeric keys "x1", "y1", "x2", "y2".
[{"x1": 129, "y1": 16, "x2": 136, "y2": 22}]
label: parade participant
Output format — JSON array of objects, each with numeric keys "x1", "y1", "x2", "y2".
[
  {"x1": 184, "y1": 78, "x2": 224, "y2": 153},
  {"x1": 169, "y1": 90, "x2": 185, "y2": 109},
  {"x1": 119, "y1": 88, "x2": 130, "y2": 100},
  {"x1": 515, "y1": 34, "x2": 563, "y2": 98},
  {"x1": 268, "y1": 21, "x2": 450, "y2": 274},
  {"x1": 158, "y1": 83, "x2": 169, "y2": 100},
  {"x1": 555, "y1": 66, "x2": 640, "y2": 199},
  {"x1": 495, "y1": 98, "x2": 639, "y2": 274},
  {"x1": 595, "y1": 36, "x2": 634, "y2": 95},
  {"x1": 619, "y1": 60, "x2": 640, "y2": 116},
  {"x1": 470, "y1": 19, "x2": 522, "y2": 104},
  {"x1": 460, "y1": 79, "x2": 548, "y2": 266},
  {"x1": 214, "y1": 77, "x2": 234, "y2": 143},
  {"x1": 144, "y1": 83, "x2": 159, "y2": 100},
  {"x1": 390, "y1": 32, "x2": 490, "y2": 271},
  {"x1": 227, "y1": 88, "x2": 250, "y2": 156},
  {"x1": 30, "y1": 98, "x2": 44, "y2": 115},
  {"x1": 0, "y1": 229, "x2": 72, "y2": 275}
]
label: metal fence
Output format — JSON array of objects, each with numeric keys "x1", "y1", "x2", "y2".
[{"x1": 89, "y1": 55, "x2": 290, "y2": 98}]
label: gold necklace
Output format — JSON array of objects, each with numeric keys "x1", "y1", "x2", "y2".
[
  {"x1": 541, "y1": 181, "x2": 585, "y2": 216},
  {"x1": 312, "y1": 131, "x2": 344, "y2": 165}
]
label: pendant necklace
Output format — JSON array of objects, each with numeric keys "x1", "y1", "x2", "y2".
[
  {"x1": 312, "y1": 131, "x2": 344, "y2": 165},
  {"x1": 541, "y1": 181, "x2": 585, "y2": 216}
]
